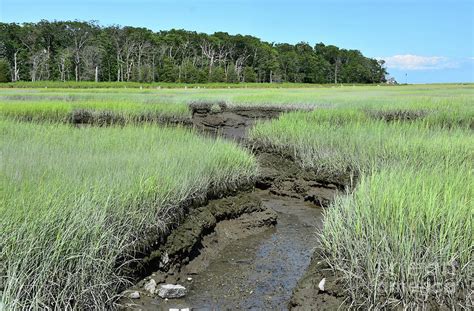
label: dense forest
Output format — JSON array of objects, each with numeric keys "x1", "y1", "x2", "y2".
[{"x1": 0, "y1": 20, "x2": 388, "y2": 84}]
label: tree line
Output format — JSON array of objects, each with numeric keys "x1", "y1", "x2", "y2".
[{"x1": 0, "y1": 20, "x2": 388, "y2": 84}]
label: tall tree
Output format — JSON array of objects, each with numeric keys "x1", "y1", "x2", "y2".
[{"x1": 0, "y1": 21, "x2": 388, "y2": 84}]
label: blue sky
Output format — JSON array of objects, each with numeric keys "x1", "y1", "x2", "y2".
[{"x1": 1, "y1": 0, "x2": 473, "y2": 83}]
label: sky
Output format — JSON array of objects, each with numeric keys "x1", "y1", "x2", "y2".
[{"x1": 1, "y1": 0, "x2": 473, "y2": 83}]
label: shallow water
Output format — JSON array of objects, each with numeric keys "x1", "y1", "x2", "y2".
[{"x1": 127, "y1": 190, "x2": 323, "y2": 310}]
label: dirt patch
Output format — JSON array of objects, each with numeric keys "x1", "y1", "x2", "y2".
[
  {"x1": 190, "y1": 102, "x2": 303, "y2": 140},
  {"x1": 254, "y1": 152, "x2": 344, "y2": 207},
  {"x1": 117, "y1": 192, "x2": 278, "y2": 307},
  {"x1": 289, "y1": 251, "x2": 349, "y2": 310},
  {"x1": 254, "y1": 151, "x2": 353, "y2": 309},
  {"x1": 131, "y1": 191, "x2": 274, "y2": 278},
  {"x1": 70, "y1": 103, "x2": 296, "y2": 136},
  {"x1": 117, "y1": 148, "x2": 345, "y2": 310}
]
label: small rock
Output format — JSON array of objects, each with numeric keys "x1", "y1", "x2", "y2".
[
  {"x1": 127, "y1": 291, "x2": 140, "y2": 299},
  {"x1": 318, "y1": 278, "x2": 326, "y2": 292},
  {"x1": 158, "y1": 284, "x2": 187, "y2": 299},
  {"x1": 144, "y1": 279, "x2": 157, "y2": 294},
  {"x1": 187, "y1": 277, "x2": 193, "y2": 281}
]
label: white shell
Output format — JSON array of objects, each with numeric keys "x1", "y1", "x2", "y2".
[{"x1": 318, "y1": 278, "x2": 326, "y2": 291}]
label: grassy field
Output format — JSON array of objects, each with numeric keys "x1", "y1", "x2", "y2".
[
  {"x1": 249, "y1": 98, "x2": 473, "y2": 307},
  {"x1": 1, "y1": 120, "x2": 256, "y2": 310},
  {"x1": 1, "y1": 84, "x2": 473, "y2": 126},
  {"x1": 1, "y1": 83, "x2": 473, "y2": 309}
]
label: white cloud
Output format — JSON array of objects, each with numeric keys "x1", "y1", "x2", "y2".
[{"x1": 379, "y1": 54, "x2": 458, "y2": 70}]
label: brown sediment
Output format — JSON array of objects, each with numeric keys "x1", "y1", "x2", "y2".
[
  {"x1": 120, "y1": 189, "x2": 327, "y2": 311},
  {"x1": 118, "y1": 149, "x2": 349, "y2": 310},
  {"x1": 136, "y1": 191, "x2": 277, "y2": 278},
  {"x1": 189, "y1": 101, "x2": 308, "y2": 140},
  {"x1": 289, "y1": 250, "x2": 349, "y2": 310},
  {"x1": 70, "y1": 109, "x2": 192, "y2": 127},
  {"x1": 255, "y1": 151, "x2": 351, "y2": 310},
  {"x1": 115, "y1": 105, "x2": 355, "y2": 310}
]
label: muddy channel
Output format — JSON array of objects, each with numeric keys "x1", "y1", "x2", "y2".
[
  {"x1": 119, "y1": 105, "x2": 343, "y2": 310},
  {"x1": 122, "y1": 191, "x2": 324, "y2": 310}
]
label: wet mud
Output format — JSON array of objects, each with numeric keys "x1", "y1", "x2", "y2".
[
  {"x1": 118, "y1": 150, "x2": 346, "y2": 310},
  {"x1": 190, "y1": 102, "x2": 302, "y2": 141},
  {"x1": 120, "y1": 191, "x2": 325, "y2": 311},
  {"x1": 289, "y1": 252, "x2": 349, "y2": 310},
  {"x1": 117, "y1": 104, "x2": 349, "y2": 310}
]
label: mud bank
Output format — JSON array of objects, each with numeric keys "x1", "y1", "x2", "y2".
[
  {"x1": 120, "y1": 190, "x2": 327, "y2": 310},
  {"x1": 69, "y1": 103, "x2": 295, "y2": 136},
  {"x1": 190, "y1": 102, "x2": 304, "y2": 140},
  {"x1": 256, "y1": 152, "x2": 350, "y2": 310},
  {"x1": 118, "y1": 149, "x2": 344, "y2": 310},
  {"x1": 136, "y1": 192, "x2": 277, "y2": 279},
  {"x1": 290, "y1": 251, "x2": 349, "y2": 310},
  {"x1": 117, "y1": 106, "x2": 349, "y2": 310},
  {"x1": 70, "y1": 109, "x2": 193, "y2": 127}
]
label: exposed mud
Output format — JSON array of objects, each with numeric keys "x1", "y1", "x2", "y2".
[
  {"x1": 116, "y1": 105, "x2": 350, "y2": 310},
  {"x1": 71, "y1": 109, "x2": 192, "y2": 127},
  {"x1": 120, "y1": 190, "x2": 325, "y2": 310},
  {"x1": 290, "y1": 251, "x2": 349, "y2": 310},
  {"x1": 254, "y1": 151, "x2": 346, "y2": 204},
  {"x1": 136, "y1": 192, "x2": 276, "y2": 277},
  {"x1": 190, "y1": 102, "x2": 302, "y2": 141},
  {"x1": 70, "y1": 103, "x2": 295, "y2": 138},
  {"x1": 117, "y1": 149, "x2": 347, "y2": 310}
]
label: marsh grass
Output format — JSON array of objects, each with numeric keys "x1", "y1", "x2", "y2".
[
  {"x1": 1, "y1": 84, "x2": 473, "y2": 309},
  {"x1": 250, "y1": 113, "x2": 472, "y2": 173},
  {"x1": 1, "y1": 120, "x2": 256, "y2": 310},
  {"x1": 0, "y1": 98, "x2": 190, "y2": 124},
  {"x1": 249, "y1": 111, "x2": 473, "y2": 308},
  {"x1": 2, "y1": 85, "x2": 472, "y2": 128},
  {"x1": 320, "y1": 165, "x2": 473, "y2": 308}
]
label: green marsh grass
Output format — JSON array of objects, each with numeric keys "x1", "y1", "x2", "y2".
[
  {"x1": 1, "y1": 120, "x2": 256, "y2": 310},
  {"x1": 1, "y1": 84, "x2": 473, "y2": 309},
  {"x1": 249, "y1": 111, "x2": 473, "y2": 307},
  {"x1": 2, "y1": 85, "x2": 472, "y2": 127},
  {"x1": 321, "y1": 165, "x2": 473, "y2": 308}
]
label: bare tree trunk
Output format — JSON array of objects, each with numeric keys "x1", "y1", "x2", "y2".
[
  {"x1": 13, "y1": 52, "x2": 19, "y2": 81},
  {"x1": 95, "y1": 66, "x2": 99, "y2": 82},
  {"x1": 75, "y1": 51, "x2": 80, "y2": 82},
  {"x1": 116, "y1": 48, "x2": 122, "y2": 81},
  {"x1": 117, "y1": 60, "x2": 121, "y2": 82},
  {"x1": 59, "y1": 60, "x2": 65, "y2": 82},
  {"x1": 152, "y1": 54, "x2": 156, "y2": 82},
  {"x1": 31, "y1": 55, "x2": 38, "y2": 82},
  {"x1": 138, "y1": 52, "x2": 142, "y2": 81}
]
